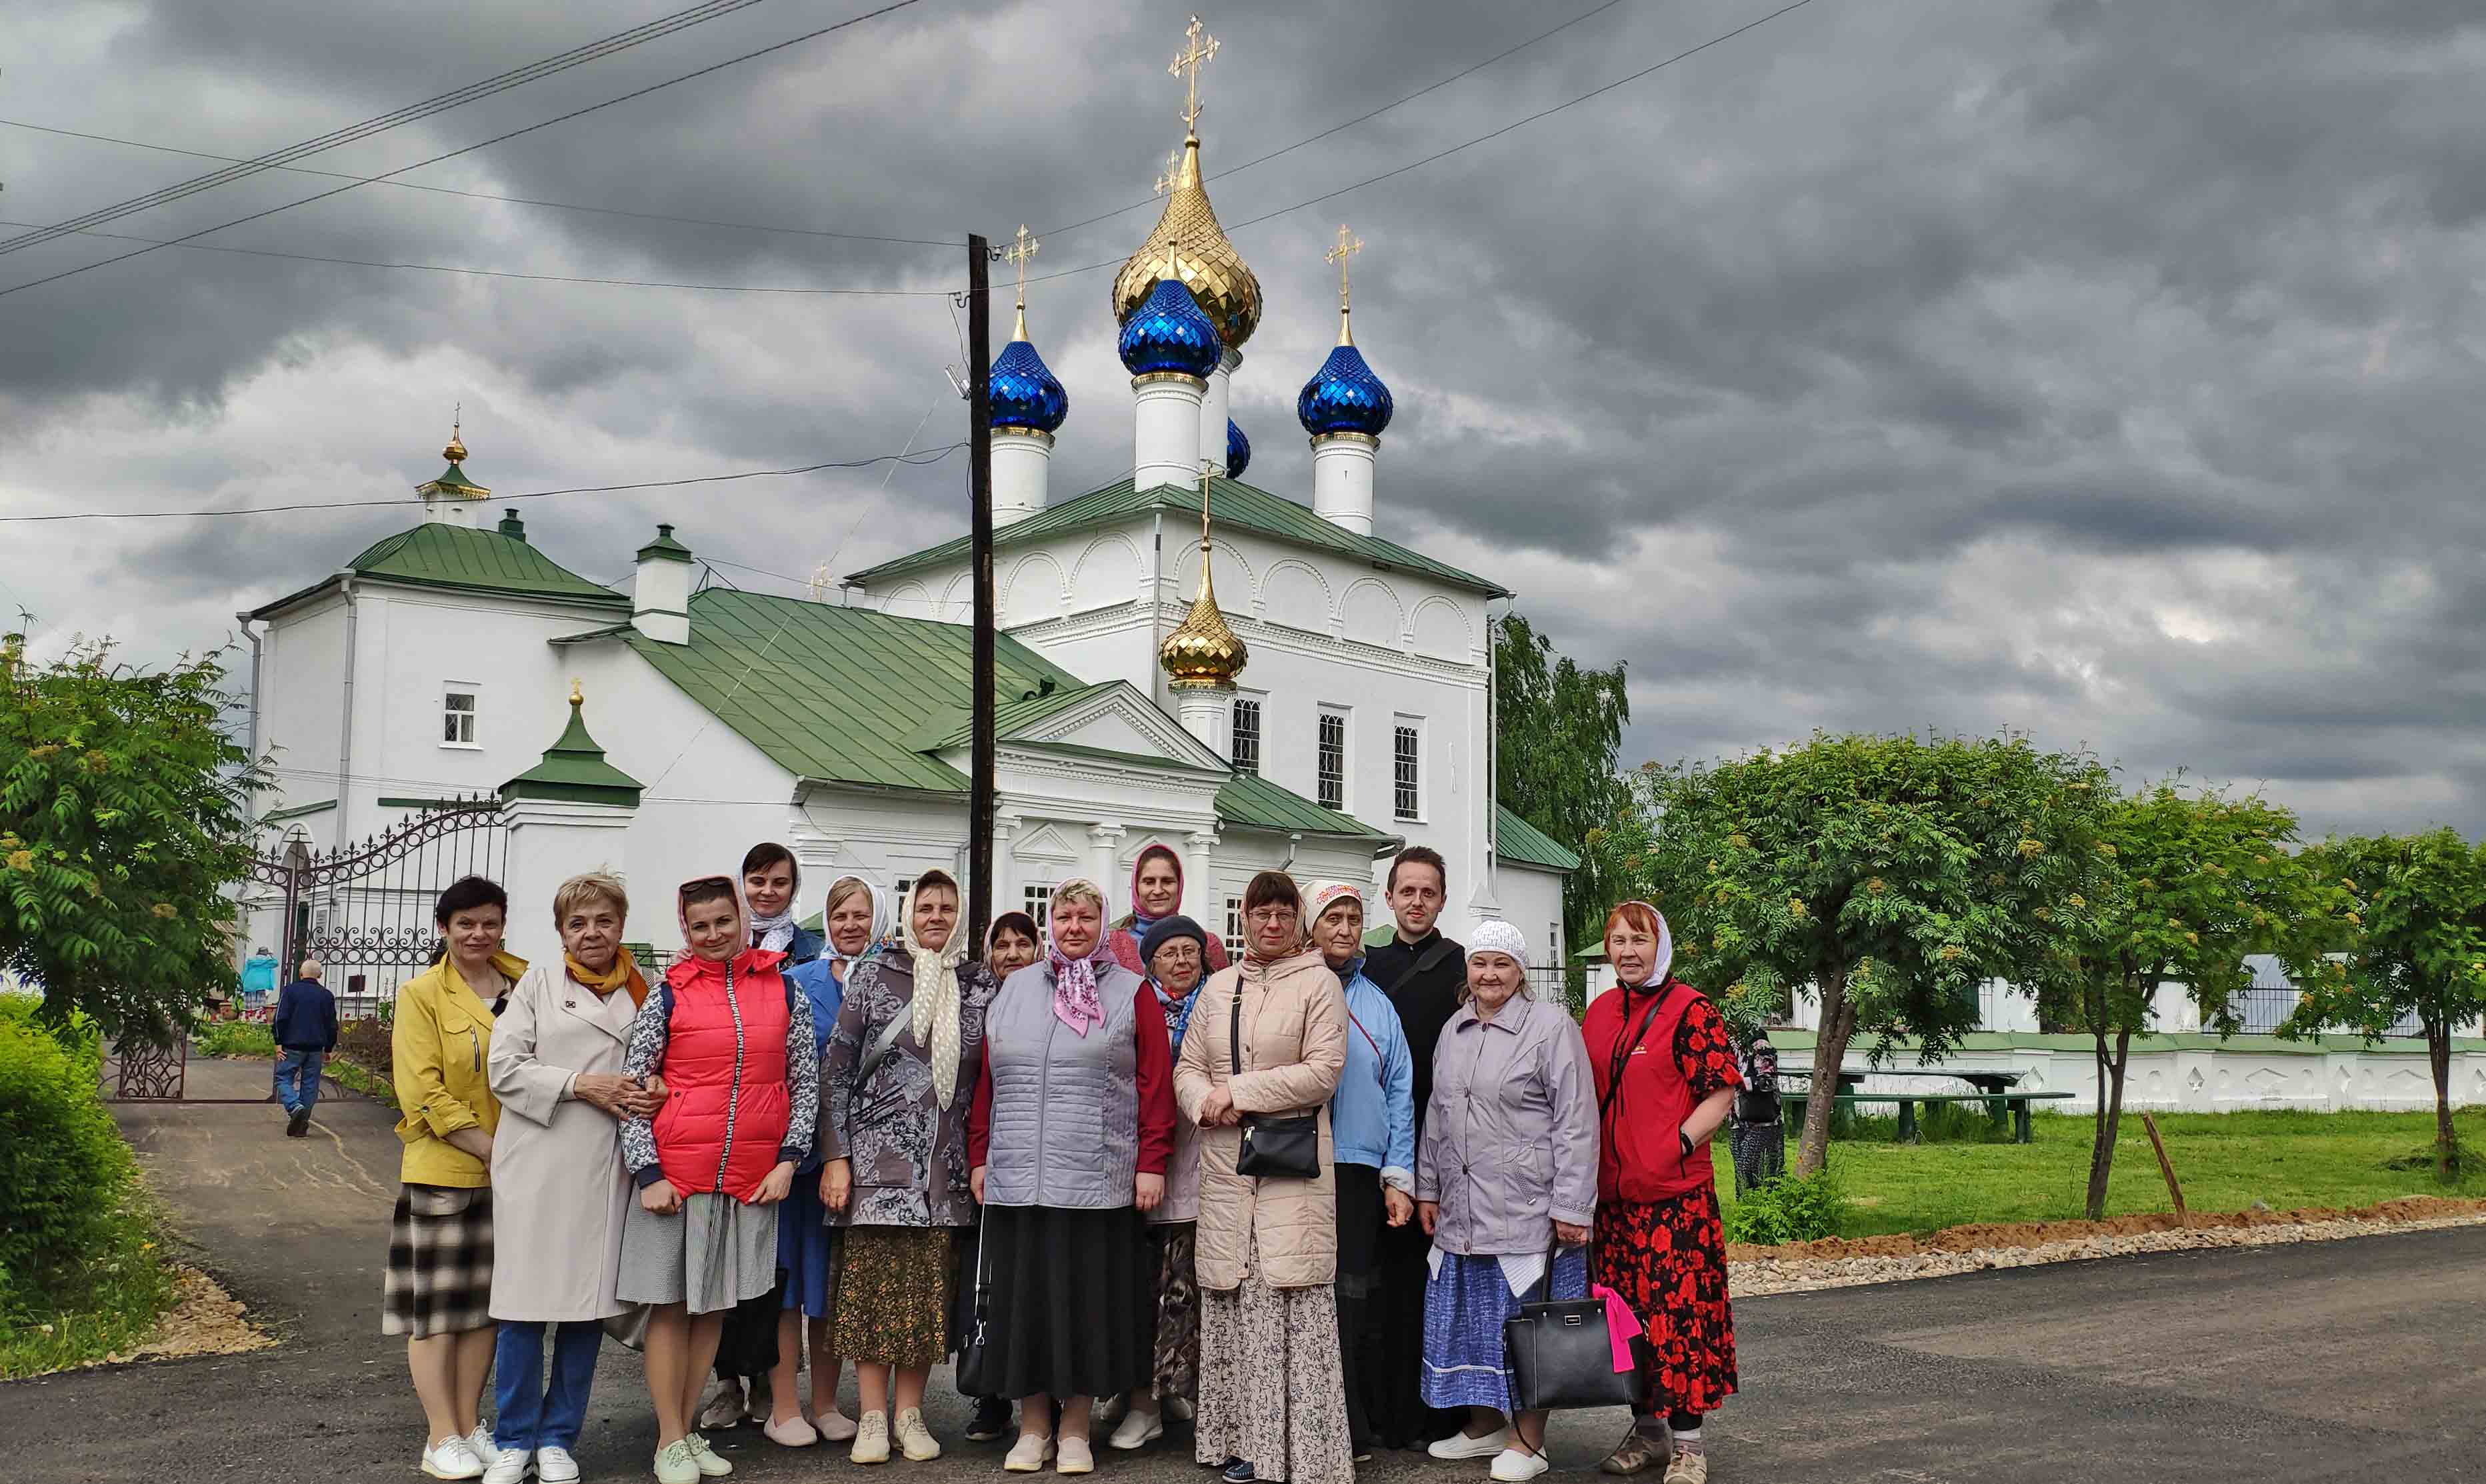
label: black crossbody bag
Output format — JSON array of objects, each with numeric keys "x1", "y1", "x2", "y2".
[
  {"x1": 1231, "y1": 977, "x2": 1322, "y2": 1180},
  {"x1": 1503, "y1": 986, "x2": 1674, "y2": 1412}
]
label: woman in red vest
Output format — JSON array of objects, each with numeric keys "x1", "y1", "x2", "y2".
[
  {"x1": 1579, "y1": 901, "x2": 1740, "y2": 1484},
  {"x1": 617, "y1": 877, "x2": 822, "y2": 1484}
]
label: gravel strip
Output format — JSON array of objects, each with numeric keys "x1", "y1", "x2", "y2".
[{"x1": 1731, "y1": 1207, "x2": 2486, "y2": 1296}]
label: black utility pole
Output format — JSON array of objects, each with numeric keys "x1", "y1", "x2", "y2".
[{"x1": 966, "y1": 233, "x2": 996, "y2": 952}]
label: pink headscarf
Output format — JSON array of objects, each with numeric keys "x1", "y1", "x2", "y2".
[{"x1": 1045, "y1": 878, "x2": 1117, "y2": 1036}]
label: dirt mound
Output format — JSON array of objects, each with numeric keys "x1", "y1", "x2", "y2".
[{"x1": 1728, "y1": 1195, "x2": 2486, "y2": 1264}]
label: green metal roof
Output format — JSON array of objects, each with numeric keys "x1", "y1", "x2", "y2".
[
  {"x1": 609, "y1": 588, "x2": 1085, "y2": 793},
  {"x1": 908, "y1": 679, "x2": 1121, "y2": 753},
  {"x1": 1215, "y1": 772, "x2": 1399, "y2": 844},
  {"x1": 848, "y1": 476, "x2": 1509, "y2": 598},
  {"x1": 502, "y1": 696, "x2": 643, "y2": 805},
  {"x1": 251, "y1": 521, "x2": 630, "y2": 617},
  {"x1": 1495, "y1": 806, "x2": 1582, "y2": 871},
  {"x1": 423, "y1": 461, "x2": 486, "y2": 494}
]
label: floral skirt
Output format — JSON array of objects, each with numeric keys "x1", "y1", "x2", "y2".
[
  {"x1": 1195, "y1": 1271, "x2": 1355, "y2": 1484},
  {"x1": 833, "y1": 1225, "x2": 955, "y2": 1367},
  {"x1": 1147, "y1": 1221, "x2": 1201, "y2": 1401},
  {"x1": 1592, "y1": 1191, "x2": 1737, "y2": 1417}
]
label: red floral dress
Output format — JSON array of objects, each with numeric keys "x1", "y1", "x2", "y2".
[{"x1": 1590, "y1": 997, "x2": 1739, "y2": 1417}]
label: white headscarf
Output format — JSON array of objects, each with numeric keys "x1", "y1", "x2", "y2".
[
  {"x1": 901, "y1": 871, "x2": 969, "y2": 1108},
  {"x1": 1611, "y1": 900, "x2": 1675, "y2": 990},
  {"x1": 748, "y1": 857, "x2": 803, "y2": 955},
  {"x1": 1469, "y1": 918, "x2": 1531, "y2": 969},
  {"x1": 820, "y1": 876, "x2": 893, "y2": 982}
]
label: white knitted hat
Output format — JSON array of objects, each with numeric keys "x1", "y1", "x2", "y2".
[{"x1": 1467, "y1": 919, "x2": 1530, "y2": 969}]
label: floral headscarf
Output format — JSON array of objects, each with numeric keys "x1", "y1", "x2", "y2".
[{"x1": 1045, "y1": 877, "x2": 1116, "y2": 1037}]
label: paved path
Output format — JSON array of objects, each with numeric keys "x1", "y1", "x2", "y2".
[{"x1": 4, "y1": 1059, "x2": 2482, "y2": 1483}]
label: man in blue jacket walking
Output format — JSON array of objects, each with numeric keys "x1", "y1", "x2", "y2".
[{"x1": 270, "y1": 959, "x2": 337, "y2": 1137}]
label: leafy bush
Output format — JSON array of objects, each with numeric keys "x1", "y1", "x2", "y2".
[
  {"x1": 1723, "y1": 1167, "x2": 1843, "y2": 1245},
  {"x1": 191, "y1": 1021, "x2": 275, "y2": 1059},
  {"x1": 0, "y1": 1013, "x2": 146, "y2": 1315}
]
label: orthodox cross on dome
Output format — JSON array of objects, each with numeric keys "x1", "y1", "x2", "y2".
[
  {"x1": 1154, "y1": 147, "x2": 1184, "y2": 197},
  {"x1": 1197, "y1": 457, "x2": 1215, "y2": 550},
  {"x1": 444, "y1": 401, "x2": 468, "y2": 463},
  {"x1": 1327, "y1": 224, "x2": 1363, "y2": 312},
  {"x1": 1169, "y1": 15, "x2": 1219, "y2": 135},
  {"x1": 1001, "y1": 223, "x2": 1039, "y2": 337},
  {"x1": 569, "y1": 677, "x2": 583, "y2": 705}
]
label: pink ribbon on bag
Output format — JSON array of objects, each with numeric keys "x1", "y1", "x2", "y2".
[{"x1": 1591, "y1": 1283, "x2": 1643, "y2": 1373}]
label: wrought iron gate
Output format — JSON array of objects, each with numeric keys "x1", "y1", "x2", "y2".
[{"x1": 244, "y1": 798, "x2": 509, "y2": 1021}]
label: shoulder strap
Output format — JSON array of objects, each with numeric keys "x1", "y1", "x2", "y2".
[
  {"x1": 1375, "y1": 935, "x2": 1457, "y2": 994},
  {"x1": 1228, "y1": 973, "x2": 1244, "y2": 1077},
  {"x1": 854, "y1": 970, "x2": 913, "y2": 1085},
  {"x1": 1599, "y1": 983, "x2": 1677, "y2": 1122}
]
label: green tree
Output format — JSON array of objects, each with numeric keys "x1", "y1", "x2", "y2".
[
  {"x1": 1493, "y1": 612, "x2": 1630, "y2": 947},
  {"x1": 2036, "y1": 781, "x2": 2329, "y2": 1219},
  {"x1": 1636, "y1": 732, "x2": 2107, "y2": 1175},
  {"x1": 2284, "y1": 829, "x2": 2486, "y2": 1181},
  {"x1": 0, "y1": 633, "x2": 263, "y2": 1043}
]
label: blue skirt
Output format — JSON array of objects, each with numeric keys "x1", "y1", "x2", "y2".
[
  {"x1": 777, "y1": 1172, "x2": 842, "y2": 1318},
  {"x1": 1419, "y1": 1248, "x2": 1587, "y2": 1412}
]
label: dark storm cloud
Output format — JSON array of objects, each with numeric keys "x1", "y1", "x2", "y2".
[{"x1": 3, "y1": 0, "x2": 2483, "y2": 839}]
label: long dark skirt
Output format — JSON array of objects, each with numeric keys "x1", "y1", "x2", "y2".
[
  {"x1": 1369, "y1": 1216, "x2": 1455, "y2": 1448},
  {"x1": 1333, "y1": 1165, "x2": 1385, "y2": 1449},
  {"x1": 1147, "y1": 1221, "x2": 1200, "y2": 1402},
  {"x1": 982, "y1": 1203, "x2": 1153, "y2": 1401},
  {"x1": 713, "y1": 1279, "x2": 784, "y2": 1381}
]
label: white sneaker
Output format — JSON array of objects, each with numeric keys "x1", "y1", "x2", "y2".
[
  {"x1": 481, "y1": 1445, "x2": 533, "y2": 1484},
  {"x1": 850, "y1": 1411, "x2": 891, "y2": 1465},
  {"x1": 421, "y1": 1436, "x2": 485, "y2": 1480},
  {"x1": 896, "y1": 1409, "x2": 942, "y2": 1461},
  {"x1": 1107, "y1": 1409, "x2": 1163, "y2": 1451},
  {"x1": 534, "y1": 1447, "x2": 579, "y2": 1484},
  {"x1": 1055, "y1": 1436, "x2": 1094, "y2": 1476},
  {"x1": 653, "y1": 1439, "x2": 701, "y2": 1484},
  {"x1": 683, "y1": 1433, "x2": 733, "y2": 1477},
  {"x1": 1003, "y1": 1434, "x2": 1056, "y2": 1473},
  {"x1": 698, "y1": 1386, "x2": 748, "y2": 1433},
  {"x1": 1491, "y1": 1447, "x2": 1551, "y2": 1483},
  {"x1": 1429, "y1": 1428, "x2": 1513, "y2": 1461}
]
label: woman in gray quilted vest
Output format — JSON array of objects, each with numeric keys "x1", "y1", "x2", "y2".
[{"x1": 965, "y1": 879, "x2": 1178, "y2": 1476}]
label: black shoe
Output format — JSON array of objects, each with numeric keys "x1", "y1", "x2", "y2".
[
  {"x1": 286, "y1": 1107, "x2": 311, "y2": 1137},
  {"x1": 1222, "y1": 1458, "x2": 1257, "y2": 1483},
  {"x1": 965, "y1": 1399, "x2": 1013, "y2": 1443}
]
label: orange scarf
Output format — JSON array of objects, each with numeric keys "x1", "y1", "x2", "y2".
[{"x1": 567, "y1": 947, "x2": 651, "y2": 1009}]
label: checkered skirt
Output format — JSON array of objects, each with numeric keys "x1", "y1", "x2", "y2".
[{"x1": 382, "y1": 1183, "x2": 495, "y2": 1337}]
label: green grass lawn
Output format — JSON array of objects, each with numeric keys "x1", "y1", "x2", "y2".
[{"x1": 1720, "y1": 1106, "x2": 2486, "y2": 1239}]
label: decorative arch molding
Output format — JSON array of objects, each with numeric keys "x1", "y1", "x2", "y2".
[
  {"x1": 1001, "y1": 552, "x2": 1068, "y2": 625},
  {"x1": 1172, "y1": 538, "x2": 1257, "y2": 614},
  {"x1": 881, "y1": 581, "x2": 932, "y2": 617},
  {"x1": 1340, "y1": 577, "x2": 1406, "y2": 648},
  {"x1": 1410, "y1": 594, "x2": 1476, "y2": 659},
  {"x1": 1069, "y1": 533, "x2": 1145, "y2": 613},
  {"x1": 1257, "y1": 559, "x2": 1335, "y2": 633},
  {"x1": 937, "y1": 572, "x2": 972, "y2": 623}
]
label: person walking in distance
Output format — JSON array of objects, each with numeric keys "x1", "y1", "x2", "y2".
[
  {"x1": 272, "y1": 957, "x2": 338, "y2": 1137},
  {"x1": 1358, "y1": 846, "x2": 1466, "y2": 1451},
  {"x1": 1727, "y1": 1029, "x2": 1784, "y2": 1197}
]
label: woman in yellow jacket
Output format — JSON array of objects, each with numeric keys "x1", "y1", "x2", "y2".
[{"x1": 389, "y1": 875, "x2": 527, "y2": 1482}]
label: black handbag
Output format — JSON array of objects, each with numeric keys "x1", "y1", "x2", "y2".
[
  {"x1": 1230, "y1": 977, "x2": 1321, "y2": 1180},
  {"x1": 1501, "y1": 1243, "x2": 1634, "y2": 1412},
  {"x1": 955, "y1": 1222, "x2": 999, "y2": 1395},
  {"x1": 1503, "y1": 988, "x2": 1675, "y2": 1412}
]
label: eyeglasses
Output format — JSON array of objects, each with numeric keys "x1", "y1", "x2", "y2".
[{"x1": 1245, "y1": 907, "x2": 1297, "y2": 925}]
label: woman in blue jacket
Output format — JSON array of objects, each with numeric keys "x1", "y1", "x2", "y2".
[{"x1": 1307, "y1": 881, "x2": 1415, "y2": 1463}]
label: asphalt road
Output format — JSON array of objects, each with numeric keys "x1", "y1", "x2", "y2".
[{"x1": 5, "y1": 1056, "x2": 2481, "y2": 1483}]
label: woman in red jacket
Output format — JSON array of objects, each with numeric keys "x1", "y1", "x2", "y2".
[{"x1": 1579, "y1": 901, "x2": 1739, "y2": 1484}]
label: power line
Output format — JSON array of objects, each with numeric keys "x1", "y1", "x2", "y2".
[
  {"x1": 0, "y1": 217, "x2": 957, "y2": 296},
  {"x1": 0, "y1": 0, "x2": 928, "y2": 301},
  {"x1": 0, "y1": 0, "x2": 780, "y2": 259},
  {"x1": 0, "y1": 445, "x2": 966, "y2": 525},
  {"x1": 0, "y1": 117, "x2": 965, "y2": 249},
  {"x1": 1035, "y1": 0, "x2": 1637, "y2": 243}
]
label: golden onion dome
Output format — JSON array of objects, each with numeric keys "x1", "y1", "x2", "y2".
[
  {"x1": 1160, "y1": 529, "x2": 1248, "y2": 689},
  {"x1": 1115, "y1": 134, "x2": 1261, "y2": 353}
]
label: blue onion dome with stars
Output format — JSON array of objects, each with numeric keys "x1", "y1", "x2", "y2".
[
  {"x1": 1225, "y1": 418, "x2": 1251, "y2": 480},
  {"x1": 989, "y1": 325, "x2": 1068, "y2": 434},
  {"x1": 1118, "y1": 277, "x2": 1223, "y2": 381},
  {"x1": 1298, "y1": 337, "x2": 1394, "y2": 439}
]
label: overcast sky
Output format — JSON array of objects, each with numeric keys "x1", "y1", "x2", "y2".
[{"x1": 3, "y1": 0, "x2": 2481, "y2": 839}]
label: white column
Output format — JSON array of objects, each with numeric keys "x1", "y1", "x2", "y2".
[
  {"x1": 993, "y1": 428, "x2": 1053, "y2": 526},
  {"x1": 497, "y1": 797, "x2": 635, "y2": 966},
  {"x1": 1173, "y1": 685, "x2": 1231, "y2": 758},
  {"x1": 1087, "y1": 823, "x2": 1127, "y2": 901},
  {"x1": 1311, "y1": 432, "x2": 1377, "y2": 535},
  {"x1": 1133, "y1": 373, "x2": 1207, "y2": 492},
  {"x1": 1183, "y1": 829, "x2": 1219, "y2": 928},
  {"x1": 1199, "y1": 347, "x2": 1241, "y2": 475}
]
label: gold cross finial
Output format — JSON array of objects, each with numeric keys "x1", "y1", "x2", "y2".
[
  {"x1": 1003, "y1": 225, "x2": 1039, "y2": 308},
  {"x1": 1325, "y1": 223, "x2": 1363, "y2": 313},
  {"x1": 807, "y1": 561, "x2": 835, "y2": 601},
  {"x1": 1154, "y1": 147, "x2": 1184, "y2": 197},
  {"x1": 1170, "y1": 15, "x2": 1219, "y2": 135},
  {"x1": 569, "y1": 676, "x2": 583, "y2": 707},
  {"x1": 1198, "y1": 459, "x2": 1215, "y2": 549}
]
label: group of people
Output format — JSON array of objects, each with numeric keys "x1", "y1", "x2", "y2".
[{"x1": 381, "y1": 841, "x2": 1743, "y2": 1484}]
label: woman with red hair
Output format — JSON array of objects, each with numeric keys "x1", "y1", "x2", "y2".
[{"x1": 1578, "y1": 901, "x2": 1739, "y2": 1484}]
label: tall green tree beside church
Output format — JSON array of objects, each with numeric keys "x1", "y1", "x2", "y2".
[
  {"x1": 1493, "y1": 613, "x2": 1631, "y2": 946},
  {"x1": 0, "y1": 633, "x2": 263, "y2": 1042}
]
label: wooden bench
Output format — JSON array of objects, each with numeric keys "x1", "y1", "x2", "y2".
[{"x1": 1780, "y1": 1089, "x2": 2075, "y2": 1144}]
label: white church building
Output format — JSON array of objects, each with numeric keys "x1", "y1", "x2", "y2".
[{"x1": 234, "y1": 107, "x2": 1574, "y2": 975}]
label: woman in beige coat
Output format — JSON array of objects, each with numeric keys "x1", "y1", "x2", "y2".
[
  {"x1": 485, "y1": 872, "x2": 665, "y2": 1484},
  {"x1": 1175, "y1": 869, "x2": 1354, "y2": 1484}
]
